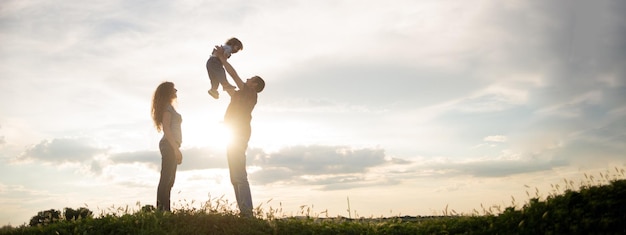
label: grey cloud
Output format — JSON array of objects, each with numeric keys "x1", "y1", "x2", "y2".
[
  {"x1": 416, "y1": 158, "x2": 568, "y2": 179},
  {"x1": 455, "y1": 1, "x2": 626, "y2": 112},
  {"x1": 307, "y1": 175, "x2": 365, "y2": 186},
  {"x1": 110, "y1": 147, "x2": 227, "y2": 171},
  {"x1": 15, "y1": 140, "x2": 229, "y2": 174},
  {"x1": 320, "y1": 177, "x2": 402, "y2": 191},
  {"x1": 89, "y1": 160, "x2": 105, "y2": 175},
  {"x1": 427, "y1": 1, "x2": 626, "y2": 171},
  {"x1": 406, "y1": 141, "x2": 578, "y2": 178},
  {"x1": 522, "y1": 1, "x2": 625, "y2": 106},
  {"x1": 388, "y1": 157, "x2": 412, "y2": 165},
  {"x1": 296, "y1": 174, "x2": 402, "y2": 191},
  {"x1": 111, "y1": 150, "x2": 158, "y2": 165},
  {"x1": 267, "y1": 62, "x2": 482, "y2": 109},
  {"x1": 455, "y1": 159, "x2": 566, "y2": 178},
  {"x1": 581, "y1": 120, "x2": 626, "y2": 149},
  {"x1": 555, "y1": 119, "x2": 626, "y2": 164},
  {"x1": 260, "y1": 1, "x2": 626, "y2": 114},
  {"x1": 104, "y1": 145, "x2": 408, "y2": 191},
  {"x1": 252, "y1": 145, "x2": 387, "y2": 175},
  {"x1": 248, "y1": 145, "x2": 408, "y2": 190},
  {"x1": 251, "y1": 167, "x2": 295, "y2": 185},
  {"x1": 454, "y1": 93, "x2": 523, "y2": 113},
  {"x1": 18, "y1": 138, "x2": 107, "y2": 163},
  {"x1": 429, "y1": 105, "x2": 626, "y2": 177},
  {"x1": 116, "y1": 180, "x2": 153, "y2": 189}
]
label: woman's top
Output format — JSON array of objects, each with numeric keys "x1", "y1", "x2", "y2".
[{"x1": 165, "y1": 104, "x2": 182, "y2": 147}]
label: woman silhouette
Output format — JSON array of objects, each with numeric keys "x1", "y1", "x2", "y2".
[{"x1": 150, "y1": 81, "x2": 183, "y2": 211}]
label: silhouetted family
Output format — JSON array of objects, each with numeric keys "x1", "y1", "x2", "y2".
[{"x1": 150, "y1": 38, "x2": 265, "y2": 217}]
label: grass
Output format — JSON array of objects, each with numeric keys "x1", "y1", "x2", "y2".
[{"x1": 1, "y1": 167, "x2": 625, "y2": 234}]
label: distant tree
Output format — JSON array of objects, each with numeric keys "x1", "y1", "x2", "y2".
[
  {"x1": 64, "y1": 207, "x2": 93, "y2": 221},
  {"x1": 0, "y1": 225, "x2": 15, "y2": 232},
  {"x1": 141, "y1": 205, "x2": 156, "y2": 213},
  {"x1": 29, "y1": 209, "x2": 61, "y2": 226}
]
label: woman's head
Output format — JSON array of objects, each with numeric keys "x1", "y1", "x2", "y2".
[{"x1": 151, "y1": 81, "x2": 177, "y2": 132}]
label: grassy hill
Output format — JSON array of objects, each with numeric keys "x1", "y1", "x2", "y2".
[{"x1": 2, "y1": 169, "x2": 625, "y2": 234}]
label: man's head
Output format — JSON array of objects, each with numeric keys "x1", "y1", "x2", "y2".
[{"x1": 246, "y1": 76, "x2": 265, "y2": 93}]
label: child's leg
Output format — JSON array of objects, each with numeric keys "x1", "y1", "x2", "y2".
[
  {"x1": 207, "y1": 58, "x2": 226, "y2": 91},
  {"x1": 209, "y1": 73, "x2": 219, "y2": 91}
]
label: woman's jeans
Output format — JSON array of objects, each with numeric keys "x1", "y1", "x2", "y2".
[{"x1": 157, "y1": 138, "x2": 177, "y2": 211}]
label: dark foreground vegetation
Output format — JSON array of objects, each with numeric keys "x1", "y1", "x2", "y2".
[{"x1": 2, "y1": 170, "x2": 625, "y2": 234}]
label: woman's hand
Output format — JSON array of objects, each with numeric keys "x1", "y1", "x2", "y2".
[{"x1": 175, "y1": 149, "x2": 183, "y2": 165}]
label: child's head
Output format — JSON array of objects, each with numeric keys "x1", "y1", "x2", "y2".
[{"x1": 225, "y1": 37, "x2": 243, "y2": 53}]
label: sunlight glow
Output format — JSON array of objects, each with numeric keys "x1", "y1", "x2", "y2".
[
  {"x1": 183, "y1": 120, "x2": 232, "y2": 149},
  {"x1": 251, "y1": 120, "x2": 338, "y2": 152}
]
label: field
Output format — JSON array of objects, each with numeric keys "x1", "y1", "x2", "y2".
[{"x1": 1, "y1": 168, "x2": 625, "y2": 234}]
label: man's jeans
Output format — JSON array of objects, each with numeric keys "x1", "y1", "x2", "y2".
[
  {"x1": 157, "y1": 138, "x2": 177, "y2": 211},
  {"x1": 228, "y1": 124, "x2": 253, "y2": 216}
]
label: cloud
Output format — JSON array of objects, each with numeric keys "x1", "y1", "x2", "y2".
[
  {"x1": 109, "y1": 147, "x2": 228, "y2": 171},
  {"x1": 398, "y1": 139, "x2": 577, "y2": 179},
  {"x1": 252, "y1": 145, "x2": 387, "y2": 175},
  {"x1": 60, "y1": 144, "x2": 412, "y2": 191},
  {"x1": 245, "y1": 145, "x2": 409, "y2": 190},
  {"x1": 445, "y1": 158, "x2": 566, "y2": 178},
  {"x1": 242, "y1": 142, "x2": 577, "y2": 189},
  {"x1": 0, "y1": 183, "x2": 50, "y2": 198},
  {"x1": 535, "y1": 91, "x2": 604, "y2": 119},
  {"x1": 109, "y1": 150, "x2": 160, "y2": 168},
  {"x1": 266, "y1": 60, "x2": 482, "y2": 109},
  {"x1": 0, "y1": 124, "x2": 4, "y2": 146},
  {"x1": 13, "y1": 139, "x2": 229, "y2": 174},
  {"x1": 484, "y1": 135, "x2": 507, "y2": 143},
  {"x1": 451, "y1": 85, "x2": 530, "y2": 113},
  {"x1": 403, "y1": 153, "x2": 568, "y2": 179},
  {"x1": 17, "y1": 138, "x2": 107, "y2": 163}
]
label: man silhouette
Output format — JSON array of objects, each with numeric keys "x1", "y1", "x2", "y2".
[{"x1": 214, "y1": 46, "x2": 265, "y2": 217}]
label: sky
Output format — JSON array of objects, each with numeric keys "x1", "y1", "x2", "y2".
[{"x1": 1, "y1": 0, "x2": 625, "y2": 226}]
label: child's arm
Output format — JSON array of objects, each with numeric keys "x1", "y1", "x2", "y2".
[
  {"x1": 223, "y1": 46, "x2": 233, "y2": 58},
  {"x1": 210, "y1": 46, "x2": 231, "y2": 57},
  {"x1": 215, "y1": 46, "x2": 244, "y2": 91}
]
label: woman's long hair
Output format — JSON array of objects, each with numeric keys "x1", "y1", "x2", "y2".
[{"x1": 151, "y1": 81, "x2": 175, "y2": 132}]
